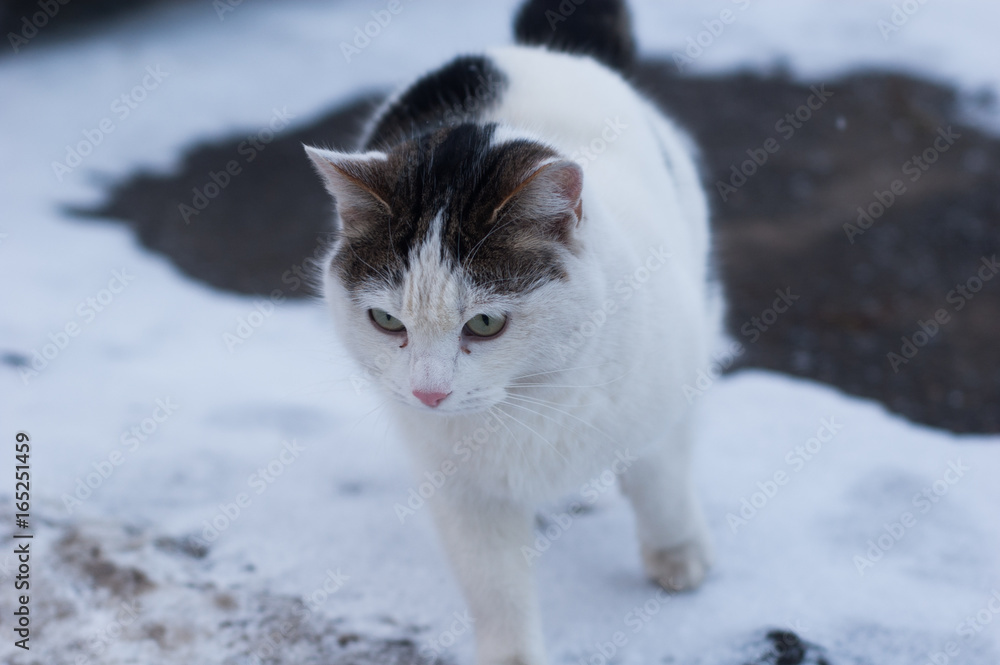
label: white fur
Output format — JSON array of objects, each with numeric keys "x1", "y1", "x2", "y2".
[{"x1": 321, "y1": 46, "x2": 720, "y2": 665}]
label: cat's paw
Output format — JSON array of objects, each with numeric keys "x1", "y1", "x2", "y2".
[{"x1": 641, "y1": 538, "x2": 712, "y2": 592}]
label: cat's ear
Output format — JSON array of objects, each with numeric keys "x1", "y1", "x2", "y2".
[
  {"x1": 497, "y1": 159, "x2": 584, "y2": 245},
  {"x1": 304, "y1": 146, "x2": 391, "y2": 235}
]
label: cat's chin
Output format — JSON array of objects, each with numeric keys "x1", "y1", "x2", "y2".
[
  {"x1": 406, "y1": 402, "x2": 500, "y2": 416},
  {"x1": 388, "y1": 391, "x2": 505, "y2": 416}
]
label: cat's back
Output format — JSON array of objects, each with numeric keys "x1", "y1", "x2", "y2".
[
  {"x1": 486, "y1": 45, "x2": 709, "y2": 278},
  {"x1": 484, "y1": 45, "x2": 646, "y2": 151},
  {"x1": 361, "y1": 47, "x2": 644, "y2": 153}
]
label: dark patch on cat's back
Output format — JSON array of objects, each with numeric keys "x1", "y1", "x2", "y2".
[{"x1": 364, "y1": 55, "x2": 508, "y2": 150}]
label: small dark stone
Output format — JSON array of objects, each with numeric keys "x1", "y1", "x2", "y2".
[
  {"x1": 1, "y1": 352, "x2": 28, "y2": 367},
  {"x1": 746, "y1": 629, "x2": 831, "y2": 665}
]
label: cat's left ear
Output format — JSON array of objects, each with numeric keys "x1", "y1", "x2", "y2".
[
  {"x1": 498, "y1": 159, "x2": 584, "y2": 245},
  {"x1": 304, "y1": 146, "x2": 392, "y2": 236}
]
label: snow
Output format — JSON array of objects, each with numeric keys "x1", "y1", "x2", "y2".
[
  {"x1": 1, "y1": 1, "x2": 998, "y2": 663},
  {"x1": 630, "y1": 0, "x2": 1000, "y2": 132}
]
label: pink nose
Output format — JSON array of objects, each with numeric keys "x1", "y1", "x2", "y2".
[{"x1": 413, "y1": 390, "x2": 450, "y2": 408}]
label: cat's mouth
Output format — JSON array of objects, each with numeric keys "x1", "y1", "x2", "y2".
[{"x1": 396, "y1": 388, "x2": 505, "y2": 415}]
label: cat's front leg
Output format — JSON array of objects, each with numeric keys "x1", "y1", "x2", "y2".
[
  {"x1": 427, "y1": 492, "x2": 548, "y2": 665},
  {"x1": 618, "y1": 423, "x2": 713, "y2": 592}
]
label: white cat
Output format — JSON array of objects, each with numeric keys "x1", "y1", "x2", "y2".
[{"x1": 305, "y1": 1, "x2": 720, "y2": 663}]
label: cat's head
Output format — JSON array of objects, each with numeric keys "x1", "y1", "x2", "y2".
[{"x1": 306, "y1": 124, "x2": 601, "y2": 414}]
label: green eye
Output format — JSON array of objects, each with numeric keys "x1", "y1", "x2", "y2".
[
  {"x1": 369, "y1": 308, "x2": 405, "y2": 332},
  {"x1": 464, "y1": 313, "x2": 507, "y2": 338}
]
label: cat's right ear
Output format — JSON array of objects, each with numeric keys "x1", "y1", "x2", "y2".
[{"x1": 304, "y1": 146, "x2": 391, "y2": 235}]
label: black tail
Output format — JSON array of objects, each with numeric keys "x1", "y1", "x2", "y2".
[{"x1": 513, "y1": 0, "x2": 636, "y2": 73}]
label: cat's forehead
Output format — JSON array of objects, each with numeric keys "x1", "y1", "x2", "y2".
[
  {"x1": 353, "y1": 209, "x2": 524, "y2": 329},
  {"x1": 333, "y1": 123, "x2": 569, "y2": 297},
  {"x1": 398, "y1": 212, "x2": 461, "y2": 327}
]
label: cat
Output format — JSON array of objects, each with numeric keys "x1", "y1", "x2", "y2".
[{"x1": 304, "y1": 1, "x2": 721, "y2": 663}]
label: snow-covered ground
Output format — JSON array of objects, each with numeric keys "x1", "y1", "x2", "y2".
[{"x1": 1, "y1": 1, "x2": 998, "y2": 663}]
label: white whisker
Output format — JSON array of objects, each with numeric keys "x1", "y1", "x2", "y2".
[
  {"x1": 488, "y1": 406, "x2": 528, "y2": 462},
  {"x1": 511, "y1": 373, "x2": 629, "y2": 390},
  {"x1": 512, "y1": 362, "x2": 611, "y2": 382},
  {"x1": 493, "y1": 404, "x2": 569, "y2": 464},
  {"x1": 350, "y1": 397, "x2": 391, "y2": 434},
  {"x1": 504, "y1": 393, "x2": 617, "y2": 446}
]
